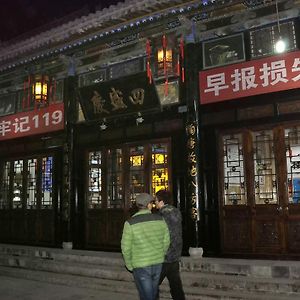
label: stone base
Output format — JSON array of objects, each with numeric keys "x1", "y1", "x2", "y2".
[
  {"x1": 62, "y1": 242, "x2": 73, "y2": 250},
  {"x1": 188, "y1": 247, "x2": 203, "y2": 258}
]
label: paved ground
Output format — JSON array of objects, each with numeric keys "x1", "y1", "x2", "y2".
[{"x1": 0, "y1": 275, "x2": 137, "y2": 300}]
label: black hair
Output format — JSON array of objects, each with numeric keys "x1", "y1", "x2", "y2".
[{"x1": 155, "y1": 189, "x2": 173, "y2": 205}]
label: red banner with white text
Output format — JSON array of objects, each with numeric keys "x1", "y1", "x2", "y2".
[
  {"x1": 0, "y1": 102, "x2": 64, "y2": 140},
  {"x1": 199, "y1": 51, "x2": 300, "y2": 105}
]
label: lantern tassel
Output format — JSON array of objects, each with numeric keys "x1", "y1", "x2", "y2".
[
  {"x1": 27, "y1": 75, "x2": 31, "y2": 109},
  {"x1": 180, "y1": 36, "x2": 184, "y2": 60},
  {"x1": 146, "y1": 39, "x2": 152, "y2": 84},
  {"x1": 164, "y1": 78, "x2": 168, "y2": 96},
  {"x1": 177, "y1": 54, "x2": 180, "y2": 77}
]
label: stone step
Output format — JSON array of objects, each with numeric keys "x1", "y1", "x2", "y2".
[
  {"x1": 1, "y1": 266, "x2": 298, "y2": 300},
  {"x1": 0, "y1": 243, "x2": 124, "y2": 266},
  {"x1": 181, "y1": 256, "x2": 300, "y2": 279},
  {"x1": 1, "y1": 244, "x2": 300, "y2": 299},
  {"x1": 1, "y1": 252, "x2": 299, "y2": 298}
]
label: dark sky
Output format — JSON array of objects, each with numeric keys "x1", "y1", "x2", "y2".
[{"x1": 0, "y1": 0, "x2": 124, "y2": 42}]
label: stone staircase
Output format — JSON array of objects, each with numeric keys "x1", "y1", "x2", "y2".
[{"x1": 0, "y1": 244, "x2": 300, "y2": 300}]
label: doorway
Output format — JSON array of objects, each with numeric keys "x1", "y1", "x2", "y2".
[
  {"x1": 85, "y1": 138, "x2": 172, "y2": 250},
  {"x1": 219, "y1": 125, "x2": 300, "y2": 258}
]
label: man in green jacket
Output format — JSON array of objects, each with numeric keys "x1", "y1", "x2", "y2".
[{"x1": 121, "y1": 193, "x2": 170, "y2": 300}]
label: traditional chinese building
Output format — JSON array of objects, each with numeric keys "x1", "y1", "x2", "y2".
[{"x1": 0, "y1": 0, "x2": 300, "y2": 259}]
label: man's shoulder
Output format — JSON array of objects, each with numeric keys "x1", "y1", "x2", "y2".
[
  {"x1": 128, "y1": 213, "x2": 163, "y2": 225},
  {"x1": 161, "y1": 205, "x2": 181, "y2": 215}
]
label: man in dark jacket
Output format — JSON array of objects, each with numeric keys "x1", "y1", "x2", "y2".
[{"x1": 155, "y1": 189, "x2": 185, "y2": 300}]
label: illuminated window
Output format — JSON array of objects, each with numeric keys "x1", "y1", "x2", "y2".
[
  {"x1": 130, "y1": 146, "x2": 145, "y2": 199},
  {"x1": 13, "y1": 160, "x2": 23, "y2": 209},
  {"x1": 88, "y1": 140, "x2": 171, "y2": 209},
  {"x1": 0, "y1": 162, "x2": 10, "y2": 209},
  {"x1": 107, "y1": 149, "x2": 123, "y2": 208},
  {"x1": 41, "y1": 156, "x2": 53, "y2": 208},
  {"x1": 27, "y1": 158, "x2": 37, "y2": 209},
  {"x1": 88, "y1": 151, "x2": 102, "y2": 209},
  {"x1": 151, "y1": 143, "x2": 169, "y2": 194}
]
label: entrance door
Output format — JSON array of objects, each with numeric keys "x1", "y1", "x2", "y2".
[
  {"x1": 0, "y1": 154, "x2": 59, "y2": 246},
  {"x1": 219, "y1": 126, "x2": 300, "y2": 258},
  {"x1": 85, "y1": 138, "x2": 171, "y2": 250}
]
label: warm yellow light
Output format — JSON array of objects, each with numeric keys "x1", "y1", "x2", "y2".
[
  {"x1": 152, "y1": 153, "x2": 167, "y2": 165},
  {"x1": 152, "y1": 168, "x2": 168, "y2": 194},
  {"x1": 157, "y1": 48, "x2": 173, "y2": 63},
  {"x1": 130, "y1": 155, "x2": 143, "y2": 167},
  {"x1": 32, "y1": 75, "x2": 49, "y2": 103}
]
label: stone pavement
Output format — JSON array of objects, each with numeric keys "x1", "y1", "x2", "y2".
[{"x1": 0, "y1": 275, "x2": 137, "y2": 300}]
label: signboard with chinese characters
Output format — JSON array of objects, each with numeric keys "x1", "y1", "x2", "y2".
[
  {"x1": 186, "y1": 121, "x2": 200, "y2": 222},
  {"x1": 199, "y1": 50, "x2": 300, "y2": 105},
  {"x1": 79, "y1": 72, "x2": 159, "y2": 120},
  {"x1": 0, "y1": 103, "x2": 64, "y2": 141}
]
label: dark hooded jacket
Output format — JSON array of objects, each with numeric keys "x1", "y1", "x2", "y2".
[{"x1": 159, "y1": 204, "x2": 183, "y2": 262}]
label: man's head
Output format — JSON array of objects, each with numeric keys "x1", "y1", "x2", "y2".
[
  {"x1": 155, "y1": 189, "x2": 172, "y2": 209},
  {"x1": 135, "y1": 193, "x2": 153, "y2": 210}
]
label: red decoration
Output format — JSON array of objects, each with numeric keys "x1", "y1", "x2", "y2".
[
  {"x1": 146, "y1": 39, "x2": 152, "y2": 84},
  {"x1": 162, "y1": 34, "x2": 168, "y2": 96},
  {"x1": 179, "y1": 37, "x2": 185, "y2": 83},
  {"x1": 22, "y1": 75, "x2": 31, "y2": 110}
]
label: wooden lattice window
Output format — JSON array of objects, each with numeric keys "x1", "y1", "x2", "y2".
[
  {"x1": 0, "y1": 161, "x2": 10, "y2": 209},
  {"x1": 107, "y1": 148, "x2": 123, "y2": 209},
  {"x1": 285, "y1": 127, "x2": 300, "y2": 204},
  {"x1": 222, "y1": 134, "x2": 246, "y2": 205},
  {"x1": 252, "y1": 130, "x2": 278, "y2": 204},
  {"x1": 88, "y1": 151, "x2": 103, "y2": 209}
]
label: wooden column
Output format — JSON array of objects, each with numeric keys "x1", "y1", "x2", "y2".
[
  {"x1": 185, "y1": 43, "x2": 203, "y2": 248},
  {"x1": 61, "y1": 74, "x2": 78, "y2": 248}
]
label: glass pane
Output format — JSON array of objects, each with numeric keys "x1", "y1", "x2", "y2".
[
  {"x1": 13, "y1": 160, "x2": 23, "y2": 209},
  {"x1": 223, "y1": 134, "x2": 246, "y2": 205},
  {"x1": 41, "y1": 156, "x2": 53, "y2": 208},
  {"x1": 151, "y1": 143, "x2": 169, "y2": 195},
  {"x1": 285, "y1": 127, "x2": 300, "y2": 204},
  {"x1": 0, "y1": 161, "x2": 10, "y2": 209},
  {"x1": 88, "y1": 151, "x2": 102, "y2": 209},
  {"x1": 50, "y1": 79, "x2": 63, "y2": 103},
  {"x1": 130, "y1": 146, "x2": 145, "y2": 202},
  {"x1": 252, "y1": 130, "x2": 278, "y2": 204},
  {"x1": 27, "y1": 158, "x2": 37, "y2": 209},
  {"x1": 107, "y1": 148, "x2": 123, "y2": 208}
]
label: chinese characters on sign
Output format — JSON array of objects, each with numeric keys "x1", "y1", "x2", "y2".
[
  {"x1": 186, "y1": 121, "x2": 200, "y2": 221},
  {"x1": 0, "y1": 103, "x2": 64, "y2": 140},
  {"x1": 90, "y1": 87, "x2": 144, "y2": 114},
  {"x1": 79, "y1": 72, "x2": 159, "y2": 121},
  {"x1": 199, "y1": 51, "x2": 300, "y2": 104}
]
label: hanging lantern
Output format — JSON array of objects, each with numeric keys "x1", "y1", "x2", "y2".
[
  {"x1": 32, "y1": 74, "x2": 49, "y2": 104},
  {"x1": 157, "y1": 35, "x2": 173, "y2": 96}
]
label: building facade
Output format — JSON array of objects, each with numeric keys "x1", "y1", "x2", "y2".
[{"x1": 0, "y1": 0, "x2": 299, "y2": 259}]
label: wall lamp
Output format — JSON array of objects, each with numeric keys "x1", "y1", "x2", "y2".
[
  {"x1": 136, "y1": 112, "x2": 144, "y2": 126},
  {"x1": 99, "y1": 118, "x2": 107, "y2": 131},
  {"x1": 274, "y1": 0, "x2": 286, "y2": 54}
]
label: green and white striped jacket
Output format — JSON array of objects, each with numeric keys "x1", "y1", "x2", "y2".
[{"x1": 121, "y1": 209, "x2": 170, "y2": 271}]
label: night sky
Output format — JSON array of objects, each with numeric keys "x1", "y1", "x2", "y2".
[{"x1": 0, "y1": 0, "x2": 124, "y2": 42}]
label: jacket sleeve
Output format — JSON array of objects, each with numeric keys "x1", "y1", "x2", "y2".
[
  {"x1": 121, "y1": 221, "x2": 133, "y2": 271},
  {"x1": 163, "y1": 221, "x2": 170, "y2": 254}
]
